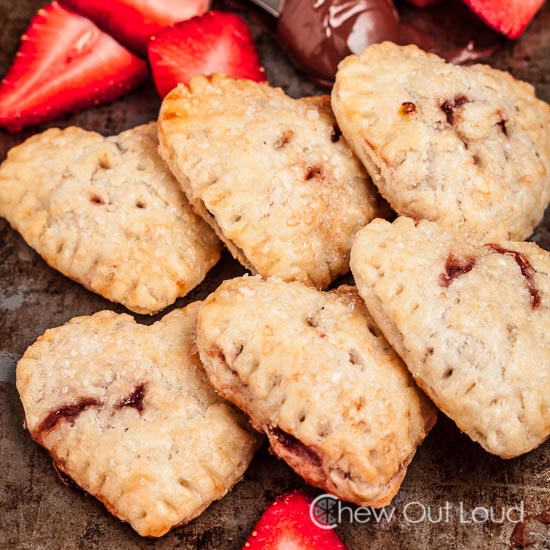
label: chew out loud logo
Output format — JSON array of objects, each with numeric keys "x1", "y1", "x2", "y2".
[{"x1": 310, "y1": 494, "x2": 525, "y2": 529}]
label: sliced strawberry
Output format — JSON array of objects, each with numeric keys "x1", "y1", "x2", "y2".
[
  {"x1": 462, "y1": 0, "x2": 544, "y2": 38},
  {"x1": 0, "y1": 2, "x2": 148, "y2": 133},
  {"x1": 148, "y1": 10, "x2": 266, "y2": 98},
  {"x1": 243, "y1": 490, "x2": 348, "y2": 550},
  {"x1": 59, "y1": 0, "x2": 210, "y2": 56}
]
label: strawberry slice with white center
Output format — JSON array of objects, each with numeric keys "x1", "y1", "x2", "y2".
[
  {"x1": 242, "y1": 490, "x2": 348, "y2": 550},
  {"x1": 462, "y1": 0, "x2": 545, "y2": 39},
  {"x1": 148, "y1": 10, "x2": 266, "y2": 98},
  {"x1": 0, "y1": 1, "x2": 148, "y2": 133},
  {"x1": 59, "y1": 0, "x2": 210, "y2": 56}
]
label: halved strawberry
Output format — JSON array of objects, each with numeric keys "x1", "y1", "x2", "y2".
[
  {"x1": 59, "y1": 0, "x2": 210, "y2": 56},
  {"x1": 0, "y1": 2, "x2": 148, "y2": 133},
  {"x1": 148, "y1": 10, "x2": 266, "y2": 98},
  {"x1": 462, "y1": 0, "x2": 544, "y2": 38},
  {"x1": 242, "y1": 490, "x2": 348, "y2": 550}
]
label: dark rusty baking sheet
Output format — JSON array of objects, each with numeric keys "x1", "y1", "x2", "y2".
[{"x1": 1, "y1": 1, "x2": 549, "y2": 548}]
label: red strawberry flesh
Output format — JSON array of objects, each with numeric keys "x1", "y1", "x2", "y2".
[
  {"x1": 0, "y1": 2, "x2": 148, "y2": 133},
  {"x1": 148, "y1": 10, "x2": 266, "y2": 98},
  {"x1": 462, "y1": 0, "x2": 544, "y2": 38},
  {"x1": 59, "y1": 0, "x2": 210, "y2": 56},
  {"x1": 243, "y1": 490, "x2": 348, "y2": 550}
]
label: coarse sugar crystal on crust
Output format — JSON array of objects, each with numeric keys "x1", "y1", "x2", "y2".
[
  {"x1": 332, "y1": 42, "x2": 550, "y2": 242},
  {"x1": 16, "y1": 303, "x2": 262, "y2": 537},
  {"x1": 158, "y1": 74, "x2": 385, "y2": 290},
  {"x1": 195, "y1": 276, "x2": 437, "y2": 507},
  {"x1": 350, "y1": 216, "x2": 550, "y2": 458},
  {"x1": 0, "y1": 123, "x2": 221, "y2": 314}
]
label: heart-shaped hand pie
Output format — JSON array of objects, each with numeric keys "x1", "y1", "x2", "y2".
[
  {"x1": 16, "y1": 303, "x2": 261, "y2": 537},
  {"x1": 158, "y1": 74, "x2": 385, "y2": 289},
  {"x1": 196, "y1": 276, "x2": 436, "y2": 507},
  {"x1": 0, "y1": 123, "x2": 221, "y2": 314},
  {"x1": 332, "y1": 42, "x2": 550, "y2": 242},
  {"x1": 351, "y1": 217, "x2": 550, "y2": 458}
]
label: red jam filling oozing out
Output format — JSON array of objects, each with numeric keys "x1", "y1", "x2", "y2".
[
  {"x1": 439, "y1": 252, "x2": 476, "y2": 288},
  {"x1": 38, "y1": 397, "x2": 101, "y2": 436},
  {"x1": 269, "y1": 426, "x2": 322, "y2": 468},
  {"x1": 487, "y1": 244, "x2": 541, "y2": 309},
  {"x1": 115, "y1": 383, "x2": 147, "y2": 413},
  {"x1": 510, "y1": 511, "x2": 550, "y2": 548}
]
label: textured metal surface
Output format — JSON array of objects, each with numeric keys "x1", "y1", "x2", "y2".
[{"x1": 0, "y1": 0, "x2": 549, "y2": 548}]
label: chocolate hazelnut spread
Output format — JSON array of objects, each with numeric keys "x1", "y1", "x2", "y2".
[
  {"x1": 276, "y1": 0, "x2": 499, "y2": 86},
  {"x1": 278, "y1": 0, "x2": 399, "y2": 86}
]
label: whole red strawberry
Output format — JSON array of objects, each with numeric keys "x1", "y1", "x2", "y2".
[
  {"x1": 242, "y1": 490, "x2": 348, "y2": 550},
  {"x1": 148, "y1": 10, "x2": 266, "y2": 98}
]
